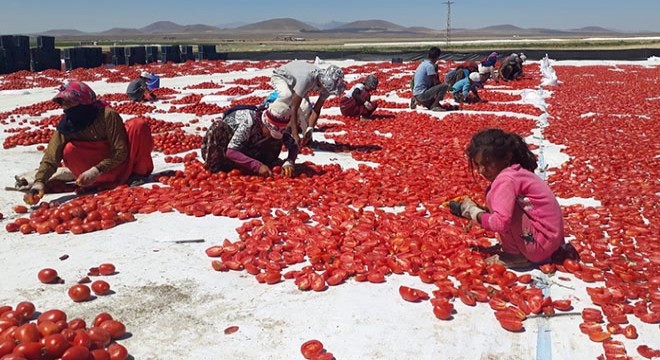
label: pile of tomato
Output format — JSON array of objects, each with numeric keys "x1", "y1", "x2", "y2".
[
  {"x1": 1, "y1": 59, "x2": 658, "y2": 359},
  {"x1": 0, "y1": 301, "x2": 128, "y2": 359}
]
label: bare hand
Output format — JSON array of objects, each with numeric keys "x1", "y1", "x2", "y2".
[{"x1": 257, "y1": 164, "x2": 272, "y2": 177}]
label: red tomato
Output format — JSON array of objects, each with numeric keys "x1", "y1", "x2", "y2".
[
  {"x1": 43, "y1": 333, "x2": 70, "y2": 358},
  {"x1": 86, "y1": 327, "x2": 111, "y2": 348},
  {"x1": 12, "y1": 342, "x2": 44, "y2": 359},
  {"x1": 301, "y1": 339, "x2": 324, "y2": 359},
  {"x1": 623, "y1": 324, "x2": 637, "y2": 339},
  {"x1": 61, "y1": 345, "x2": 91, "y2": 360},
  {"x1": 37, "y1": 268, "x2": 59, "y2": 284},
  {"x1": 93, "y1": 313, "x2": 113, "y2": 328},
  {"x1": 432, "y1": 304, "x2": 453, "y2": 320},
  {"x1": 13, "y1": 205, "x2": 28, "y2": 214},
  {"x1": 107, "y1": 343, "x2": 128, "y2": 360},
  {"x1": 588, "y1": 331, "x2": 611, "y2": 342},
  {"x1": 67, "y1": 318, "x2": 87, "y2": 331},
  {"x1": 98, "y1": 263, "x2": 116, "y2": 276},
  {"x1": 90, "y1": 349, "x2": 111, "y2": 360},
  {"x1": 15, "y1": 302, "x2": 35, "y2": 320},
  {"x1": 637, "y1": 345, "x2": 660, "y2": 359},
  {"x1": 91, "y1": 280, "x2": 110, "y2": 295},
  {"x1": 223, "y1": 325, "x2": 239, "y2": 335},
  {"x1": 38, "y1": 309, "x2": 67, "y2": 325},
  {"x1": 498, "y1": 318, "x2": 524, "y2": 332},
  {"x1": 582, "y1": 308, "x2": 604, "y2": 323},
  {"x1": 14, "y1": 323, "x2": 40, "y2": 344},
  {"x1": 36, "y1": 320, "x2": 60, "y2": 337},
  {"x1": 68, "y1": 284, "x2": 91, "y2": 302},
  {"x1": 98, "y1": 320, "x2": 125, "y2": 340},
  {"x1": 563, "y1": 259, "x2": 580, "y2": 273},
  {"x1": 0, "y1": 339, "x2": 16, "y2": 357},
  {"x1": 552, "y1": 299, "x2": 572, "y2": 311}
]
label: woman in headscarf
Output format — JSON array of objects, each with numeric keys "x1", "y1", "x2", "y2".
[
  {"x1": 268, "y1": 61, "x2": 345, "y2": 146},
  {"x1": 27, "y1": 80, "x2": 154, "y2": 196},
  {"x1": 201, "y1": 101, "x2": 299, "y2": 177}
]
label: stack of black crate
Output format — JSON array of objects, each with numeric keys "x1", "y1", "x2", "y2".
[
  {"x1": 146, "y1": 46, "x2": 159, "y2": 63},
  {"x1": 30, "y1": 36, "x2": 61, "y2": 72},
  {"x1": 0, "y1": 35, "x2": 30, "y2": 74},
  {"x1": 110, "y1": 47, "x2": 126, "y2": 65},
  {"x1": 197, "y1": 44, "x2": 219, "y2": 61},
  {"x1": 160, "y1": 45, "x2": 181, "y2": 63},
  {"x1": 63, "y1": 46, "x2": 102, "y2": 70},
  {"x1": 180, "y1": 45, "x2": 195, "y2": 62},
  {"x1": 125, "y1": 46, "x2": 146, "y2": 65}
]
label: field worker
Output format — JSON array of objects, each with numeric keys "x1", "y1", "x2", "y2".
[
  {"x1": 201, "y1": 101, "x2": 299, "y2": 178},
  {"x1": 411, "y1": 46, "x2": 449, "y2": 111},
  {"x1": 444, "y1": 61, "x2": 478, "y2": 88},
  {"x1": 450, "y1": 128, "x2": 577, "y2": 268},
  {"x1": 499, "y1": 53, "x2": 525, "y2": 81},
  {"x1": 451, "y1": 72, "x2": 484, "y2": 104},
  {"x1": 269, "y1": 61, "x2": 345, "y2": 146},
  {"x1": 339, "y1": 74, "x2": 379, "y2": 119},
  {"x1": 481, "y1": 52, "x2": 499, "y2": 68},
  {"x1": 126, "y1": 71, "x2": 157, "y2": 102},
  {"x1": 23, "y1": 81, "x2": 154, "y2": 197}
]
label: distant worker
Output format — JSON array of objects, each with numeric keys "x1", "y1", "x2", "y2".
[
  {"x1": 499, "y1": 53, "x2": 525, "y2": 81},
  {"x1": 268, "y1": 61, "x2": 345, "y2": 146},
  {"x1": 411, "y1": 46, "x2": 449, "y2": 111},
  {"x1": 339, "y1": 74, "x2": 379, "y2": 119},
  {"x1": 126, "y1": 71, "x2": 157, "y2": 102},
  {"x1": 451, "y1": 72, "x2": 484, "y2": 104},
  {"x1": 478, "y1": 52, "x2": 500, "y2": 82}
]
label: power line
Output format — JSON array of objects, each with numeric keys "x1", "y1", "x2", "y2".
[{"x1": 444, "y1": 0, "x2": 454, "y2": 46}]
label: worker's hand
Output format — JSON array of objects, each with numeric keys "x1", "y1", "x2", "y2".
[
  {"x1": 460, "y1": 197, "x2": 485, "y2": 222},
  {"x1": 448, "y1": 201, "x2": 463, "y2": 217},
  {"x1": 24, "y1": 181, "x2": 45, "y2": 204},
  {"x1": 257, "y1": 164, "x2": 272, "y2": 177},
  {"x1": 282, "y1": 161, "x2": 295, "y2": 178},
  {"x1": 76, "y1": 167, "x2": 100, "y2": 187},
  {"x1": 364, "y1": 101, "x2": 375, "y2": 111},
  {"x1": 301, "y1": 128, "x2": 313, "y2": 147}
]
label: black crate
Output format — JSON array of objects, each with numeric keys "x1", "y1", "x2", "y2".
[
  {"x1": 0, "y1": 35, "x2": 29, "y2": 49},
  {"x1": 160, "y1": 45, "x2": 181, "y2": 63},
  {"x1": 63, "y1": 47, "x2": 85, "y2": 70},
  {"x1": 37, "y1": 36, "x2": 55, "y2": 50},
  {"x1": 83, "y1": 47, "x2": 102, "y2": 68},
  {"x1": 110, "y1": 47, "x2": 126, "y2": 65},
  {"x1": 146, "y1": 46, "x2": 159, "y2": 63},
  {"x1": 30, "y1": 48, "x2": 61, "y2": 72},
  {"x1": 0, "y1": 48, "x2": 7, "y2": 74},
  {"x1": 180, "y1": 45, "x2": 195, "y2": 61},
  {"x1": 125, "y1": 46, "x2": 146, "y2": 65},
  {"x1": 197, "y1": 44, "x2": 218, "y2": 60}
]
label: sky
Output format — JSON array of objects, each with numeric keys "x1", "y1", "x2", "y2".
[{"x1": 1, "y1": 0, "x2": 659, "y2": 34}]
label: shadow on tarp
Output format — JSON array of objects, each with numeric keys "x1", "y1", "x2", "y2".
[{"x1": 226, "y1": 48, "x2": 660, "y2": 62}]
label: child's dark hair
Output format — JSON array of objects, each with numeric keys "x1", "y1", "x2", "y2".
[{"x1": 466, "y1": 128, "x2": 537, "y2": 173}]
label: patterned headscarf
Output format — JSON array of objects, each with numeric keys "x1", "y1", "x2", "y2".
[
  {"x1": 318, "y1": 65, "x2": 345, "y2": 95},
  {"x1": 53, "y1": 80, "x2": 98, "y2": 105},
  {"x1": 261, "y1": 101, "x2": 291, "y2": 140}
]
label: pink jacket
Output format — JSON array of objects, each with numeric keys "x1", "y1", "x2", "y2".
[{"x1": 480, "y1": 164, "x2": 564, "y2": 263}]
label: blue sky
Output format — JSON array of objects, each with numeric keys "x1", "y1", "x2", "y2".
[{"x1": 1, "y1": 0, "x2": 659, "y2": 34}]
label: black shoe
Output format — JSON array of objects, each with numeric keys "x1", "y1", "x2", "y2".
[{"x1": 409, "y1": 97, "x2": 417, "y2": 109}]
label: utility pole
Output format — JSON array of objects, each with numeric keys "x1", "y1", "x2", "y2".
[{"x1": 444, "y1": 0, "x2": 453, "y2": 46}]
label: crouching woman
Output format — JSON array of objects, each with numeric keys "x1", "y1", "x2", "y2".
[
  {"x1": 201, "y1": 101, "x2": 299, "y2": 177},
  {"x1": 28, "y1": 81, "x2": 154, "y2": 196}
]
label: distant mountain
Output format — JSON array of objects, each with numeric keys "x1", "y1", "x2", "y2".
[
  {"x1": 334, "y1": 20, "x2": 406, "y2": 32},
  {"x1": 234, "y1": 18, "x2": 318, "y2": 32},
  {"x1": 307, "y1": 21, "x2": 347, "y2": 30},
  {"x1": 39, "y1": 29, "x2": 87, "y2": 36},
  {"x1": 33, "y1": 20, "x2": 648, "y2": 38},
  {"x1": 570, "y1": 26, "x2": 613, "y2": 33},
  {"x1": 139, "y1": 21, "x2": 185, "y2": 33},
  {"x1": 216, "y1": 21, "x2": 249, "y2": 29},
  {"x1": 99, "y1": 27, "x2": 143, "y2": 35}
]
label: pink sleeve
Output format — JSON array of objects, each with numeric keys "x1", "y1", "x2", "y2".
[
  {"x1": 226, "y1": 148, "x2": 263, "y2": 174},
  {"x1": 480, "y1": 176, "x2": 517, "y2": 232}
]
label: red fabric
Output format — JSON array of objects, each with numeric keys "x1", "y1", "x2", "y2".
[
  {"x1": 63, "y1": 118, "x2": 154, "y2": 188},
  {"x1": 339, "y1": 90, "x2": 376, "y2": 117}
]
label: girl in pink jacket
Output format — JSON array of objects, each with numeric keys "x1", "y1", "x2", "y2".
[{"x1": 455, "y1": 128, "x2": 572, "y2": 267}]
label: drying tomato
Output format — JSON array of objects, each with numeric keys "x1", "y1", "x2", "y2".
[
  {"x1": 61, "y1": 345, "x2": 91, "y2": 360},
  {"x1": 91, "y1": 280, "x2": 110, "y2": 295},
  {"x1": 98, "y1": 263, "x2": 116, "y2": 275},
  {"x1": 399, "y1": 286, "x2": 428, "y2": 303},
  {"x1": 38, "y1": 309, "x2": 67, "y2": 324},
  {"x1": 637, "y1": 345, "x2": 660, "y2": 359},
  {"x1": 68, "y1": 284, "x2": 91, "y2": 302},
  {"x1": 43, "y1": 333, "x2": 70, "y2": 358},
  {"x1": 223, "y1": 326, "x2": 239, "y2": 335},
  {"x1": 582, "y1": 308, "x2": 604, "y2": 322},
  {"x1": 622, "y1": 324, "x2": 637, "y2": 339},
  {"x1": 301, "y1": 339, "x2": 324, "y2": 359},
  {"x1": 15, "y1": 302, "x2": 35, "y2": 320},
  {"x1": 37, "y1": 268, "x2": 59, "y2": 284},
  {"x1": 551, "y1": 299, "x2": 572, "y2": 311},
  {"x1": 498, "y1": 318, "x2": 524, "y2": 332},
  {"x1": 107, "y1": 343, "x2": 128, "y2": 360},
  {"x1": 93, "y1": 313, "x2": 113, "y2": 327}
]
